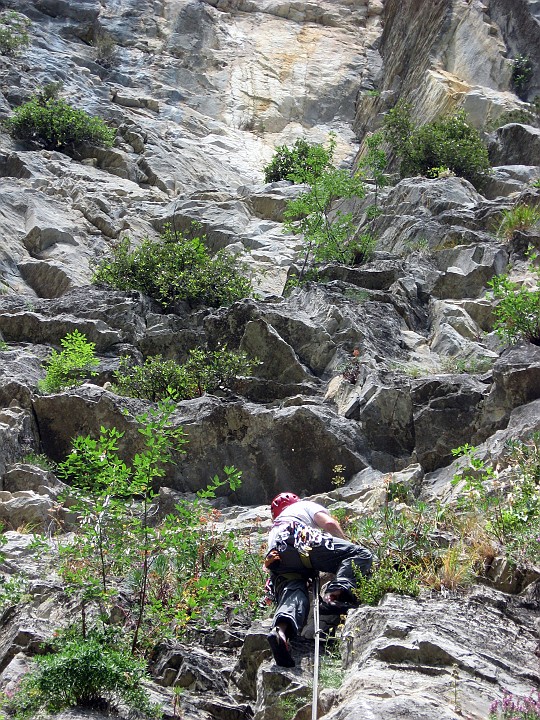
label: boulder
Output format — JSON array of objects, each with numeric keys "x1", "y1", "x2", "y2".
[
  {"x1": 0, "y1": 313, "x2": 121, "y2": 352},
  {"x1": 356, "y1": 378, "x2": 415, "y2": 470},
  {"x1": 482, "y1": 165, "x2": 540, "y2": 199},
  {"x1": 17, "y1": 260, "x2": 73, "y2": 299},
  {"x1": 411, "y1": 375, "x2": 491, "y2": 472},
  {"x1": 481, "y1": 342, "x2": 540, "y2": 432},
  {"x1": 0, "y1": 492, "x2": 61, "y2": 533},
  {"x1": 0, "y1": 404, "x2": 40, "y2": 479},
  {"x1": 431, "y1": 244, "x2": 508, "y2": 300},
  {"x1": 2, "y1": 464, "x2": 66, "y2": 497},
  {"x1": 423, "y1": 397, "x2": 540, "y2": 499},
  {"x1": 488, "y1": 124, "x2": 540, "y2": 166},
  {"x1": 239, "y1": 319, "x2": 311, "y2": 383}
]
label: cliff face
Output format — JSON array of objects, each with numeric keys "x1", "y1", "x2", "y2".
[{"x1": 0, "y1": 1, "x2": 539, "y2": 719}]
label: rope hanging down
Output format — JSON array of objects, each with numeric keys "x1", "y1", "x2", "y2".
[{"x1": 311, "y1": 574, "x2": 320, "y2": 720}]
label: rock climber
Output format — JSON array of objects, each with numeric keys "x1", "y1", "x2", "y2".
[{"x1": 264, "y1": 492, "x2": 372, "y2": 667}]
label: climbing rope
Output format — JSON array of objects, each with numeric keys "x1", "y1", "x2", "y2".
[{"x1": 311, "y1": 574, "x2": 320, "y2": 720}]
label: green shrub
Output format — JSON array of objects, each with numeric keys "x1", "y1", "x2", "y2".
[
  {"x1": 488, "y1": 258, "x2": 540, "y2": 345},
  {"x1": 452, "y1": 437, "x2": 540, "y2": 568},
  {"x1": 511, "y1": 54, "x2": 533, "y2": 99},
  {"x1": 497, "y1": 204, "x2": 540, "y2": 240},
  {"x1": 38, "y1": 330, "x2": 99, "y2": 393},
  {"x1": 8, "y1": 632, "x2": 158, "y2": 718},
  {"x1": 263, "y1": 137, "x2": 332, "y2": 184},
  {"x1": 355, "y1": 558, "x2": 420, "y2": 605},
  {"x1": 7, "y1": 96, "x2": 115, "y2": 151},
  {"x1": 20, "y1": 452, "x2": 55, "y2": 471},
  {"x1": 0, "y1": 11, "x2": 31, "y2": 56},
  {"x1": 384, "y1": 104, "x2": 491, "y2": 189},
  {"x1": 93, "y1": 30, "x2": 117, "y2": 68},
  {"x1": 93, "y1": 226, "x2": 252, "y2": 310},
  {"x1": 113, "y1": 347, "x2": 257, "y2": 401}
]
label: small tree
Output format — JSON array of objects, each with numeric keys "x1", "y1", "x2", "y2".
[
  {"x1": 358, "y1": 130, "x2": 390, "y2": 224},
  {"x1": 38, "y1": 330, "x2": 99, "y2": 393},
  {"x1": 284, "y1": 166, "x2": 366, "y2": 277},
  {"x1": 56, "y1": 401, "x2": 261, "y2": 655},
  {"x1": 511, "y1": 54, "x2": 533, "y2": 100}
]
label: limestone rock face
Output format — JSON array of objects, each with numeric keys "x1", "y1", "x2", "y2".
[
  {"x1": 0, "y1": 1, "x2": 540, "y2": 720},
  {"x1": 333, "y1": 589, "x2": 540, "y2": 720},
  {"x1": 354, "y1": 0, "x2": 537, "y2": 144}
]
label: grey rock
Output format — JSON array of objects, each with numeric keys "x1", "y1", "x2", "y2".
[
  {"x1": 423, "y1": 397, "x2": 540, "y2": 499},
  {"x1": 0, "y1": 404, "x2": 40, "y2": 479},
  {"x1": 17, "y1": 260, "x2": 73, "y2": 299},
  {"x1": 34, "y1": 0, "x2": 101, "y2": 22},
  {"x1": 0, "y1": 493, "x2": 60, "y2": 533},
  {"x1": 3, "y1": 464, "x2": 66, "y2": 497},
  {"x1": 356, "y1": 377, "x2": 415, "y2": 470},
  {"x1": 431, "y1": 244, "x2": 508, "y2": 300},
  {"x1": 482, "y1": 165, "x2": 540, "y2": 199},
  {"x1": 489, "y1": 124, "x2": 540, "y2": 166},
  {"x1": 412, "y1": 375, "x2": 491, "y2": 472},
  {"x1": 334, "y1": 588, "x2": 540, "y2": 720},
  {"x1": 239, "y1": 318, "x2": 311, "y2": 384},
  {"x1": 0, "y1": 312, "x2": 121, "y2": 352},
  {"x1": 482, "y1": 342, "x2": 540, "y2": 433},
  {"x1": 31, "y1": 386, "x2": 369, "y2": 504}
]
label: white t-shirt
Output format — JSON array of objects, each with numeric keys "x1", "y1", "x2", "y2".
[{"x1": 268, "y1": 500, "x2": 327, "y2": 550}]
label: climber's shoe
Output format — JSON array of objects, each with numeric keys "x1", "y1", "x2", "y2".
[{"x1": 267, "y1": 627, "x2": 295, "y2": 667}]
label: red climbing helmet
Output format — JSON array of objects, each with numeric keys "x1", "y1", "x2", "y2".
[{"x1": 270, "y1": 492, "x2": 300, "y2": 520}]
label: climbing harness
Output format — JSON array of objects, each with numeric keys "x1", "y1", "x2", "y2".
[{"x1": 311, "y1": 573, "x2": 320, "y2": 720}]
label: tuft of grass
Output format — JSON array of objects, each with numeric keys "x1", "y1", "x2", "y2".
[
  {"x1": 441, "y1": 356, "x2": 493, "y2": 375},
  {"x1": 497, "y1": 204, "x2": 540, "y2": 240}
]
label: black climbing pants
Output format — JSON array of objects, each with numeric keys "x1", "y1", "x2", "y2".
[{"x1": 270, "y1": 535, "x2": 372, "y2": 635}]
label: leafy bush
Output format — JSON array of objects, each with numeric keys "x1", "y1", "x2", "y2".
[
  {"x1": 7, "y1": 96, "x2": 115, "y2": 151},
  {"x1": 486, "y1": 106, "x2": 540, "y2": 131},
  {"x1": 384, "y1": 103, "x2": 491, "y2": 189},
  {"x1": 113, "y1": 347, "x2": 257, "y2": 401},
  {"x1": 93, "y1": 226, "x2": 252, "y2": 310},
  {"x1": 38, "y1": 330, "x2": 99, "y2": 393},
  {"x1": 336, "y1": 487, "x2": 478, "y2": 601},
  {"x1": 275, "y1": 133, "x2": 370, "y2": 278},
  {"x1": 8, "y1": 632, "x2": 157, "y2": 718},
  {"x1": 511, "y1": 54, "x2": 533, "y2": 99},
  {"x1": 497, "y1": 204, "x2": 540, "y2": 240},
  {"x1": 488, "y1": 258, "x2": 540, "y2": 345},
  {"x1": 0, "y1": 11, "x2": 31, "y2": 56},
  {"x1": 263, "y1": 137, "x2": 332, "y2": 184}
]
